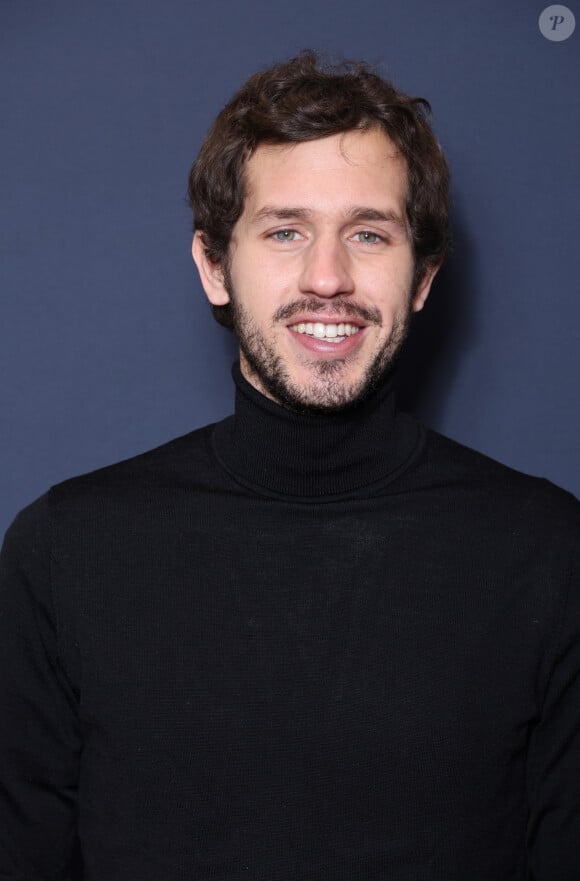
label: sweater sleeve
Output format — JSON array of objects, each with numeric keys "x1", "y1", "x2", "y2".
[
  {"x1": 526, "y1": 537, "x2": 580, "y2": 880},
  {"x1": 0, "y1": 497, "x2": 81, "y2": 880}
]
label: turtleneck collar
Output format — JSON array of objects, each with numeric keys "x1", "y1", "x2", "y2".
[{"x1": 211, "y1": 363, "x2": 423, "y2": 499}]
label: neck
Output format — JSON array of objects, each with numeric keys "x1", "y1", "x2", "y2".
[{"x1": 212, "y1": 363, "x2": 423, "y2": 499}]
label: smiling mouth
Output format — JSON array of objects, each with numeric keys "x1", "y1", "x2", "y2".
[{"x1": 288, "y1": 321, "x2": 361, "y2": 344}]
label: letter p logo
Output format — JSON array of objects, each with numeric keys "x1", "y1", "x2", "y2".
[{"x1": 539, "y1": 5, "x2": 576, "y2": 40}]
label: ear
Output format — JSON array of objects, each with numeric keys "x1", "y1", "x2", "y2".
[
  {"x1": 191, "y1": 231, "x2": 230, "y2": 307},
  {"x1": 411, "y1": 263, "x2": 440, "y2": 313}
]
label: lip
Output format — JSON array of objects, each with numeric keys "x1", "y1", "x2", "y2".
[
  {"x1": 283, "y1": 313, "x2": 367, "y2": 328},
  {"x1": 286, "y1": 323, "x2": 366, "y2": 356}
]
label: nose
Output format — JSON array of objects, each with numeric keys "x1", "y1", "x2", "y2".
[{"x1": 298, "y1": 236, "x2": 354, "y2": 298}]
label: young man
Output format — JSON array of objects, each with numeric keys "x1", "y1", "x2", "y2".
[{"x1": 1, "y1": 52, "x2": 579, "y2": 880}]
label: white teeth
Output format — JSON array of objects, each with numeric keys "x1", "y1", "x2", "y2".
[{"x1": 289, "y1": 321, "x2": 360, "y2": 340}]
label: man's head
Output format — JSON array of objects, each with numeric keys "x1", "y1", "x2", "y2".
[{"x1": 190, "y1": 51, "x2": 450, "y2": 413}]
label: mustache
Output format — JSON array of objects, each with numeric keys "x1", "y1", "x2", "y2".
[{"x1": 273, "y1": 298, "x2": 382, "y2": 325}]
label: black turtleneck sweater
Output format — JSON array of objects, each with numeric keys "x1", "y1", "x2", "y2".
[{"x1": 1, "y1": 367, "x2": 579, "y2": 881}]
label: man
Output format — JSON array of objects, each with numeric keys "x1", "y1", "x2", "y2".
[{"x1": 1, "y1": 51, "x2": 579, "y2": 880}]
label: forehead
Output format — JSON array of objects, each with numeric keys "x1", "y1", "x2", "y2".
[{"x1": 242, "y1": 129, "x2": 408, "y2": 215}]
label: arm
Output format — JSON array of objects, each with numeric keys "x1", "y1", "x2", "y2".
[
  {"x1": 526, "y1": 540, "x2": 580, "y2": 880},
  {"x1": 0, "y1": 498, "x2": 81, "y2": 880}
]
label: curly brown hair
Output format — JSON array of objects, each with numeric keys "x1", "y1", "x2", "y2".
[{"x1": 188, "y1": 50, "x2": 450, "y2": 329}]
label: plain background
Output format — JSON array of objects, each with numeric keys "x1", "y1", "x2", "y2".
[{"x1": 1, "y1": 0, "x2": 578, "y2": 536}]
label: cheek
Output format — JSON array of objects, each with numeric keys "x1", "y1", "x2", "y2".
[
  {"x1": 233, "y1": 256, "x2": 294, "y2": 306},
  {"x1": 227, "y1": 263, "x2": 278, "y2": 323},
  {"x1": 372, "y1": 263, "x2": 415, "y2": 307}
]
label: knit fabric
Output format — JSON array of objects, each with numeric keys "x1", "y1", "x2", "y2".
[{"x1": 1, "y1": 365, "x2": 579, "y2": 880}]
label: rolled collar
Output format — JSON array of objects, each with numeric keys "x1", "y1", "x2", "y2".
[{"x1": 211, "y1": 363, "x2": 423, "y2": 499}]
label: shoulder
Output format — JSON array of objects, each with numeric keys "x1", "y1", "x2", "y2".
[
  {"x1": 417, "y1": 428, "x2": 580, "y2": 541},
  {"x1": 3, "y1": 421, "x2": 225, "y2": 551},
  {"x1": 51, "y1": 423, "x2": 217, "y2": 498}
]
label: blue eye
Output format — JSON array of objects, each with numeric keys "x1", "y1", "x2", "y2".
[
  {"x1": 356, "y1": 231, "x2": 381, "y2": 244},
  {"x1": 273, "y1": 229, "x2": 297, "y2": 241}
]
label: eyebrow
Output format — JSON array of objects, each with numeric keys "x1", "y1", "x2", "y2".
[
  {"x1": 251, "y1": 207, "x2": 311, "y2": 224},
  {"x1": 251, "y1": 205, "x2": 407, "y2": 231},
  {"x1": 347, "y1": 207, "x2": 407, "y2": 230}
]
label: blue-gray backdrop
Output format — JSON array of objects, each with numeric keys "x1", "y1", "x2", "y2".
[{"x1": 1, "y1": 0, "x2": 579, "y2": 537}]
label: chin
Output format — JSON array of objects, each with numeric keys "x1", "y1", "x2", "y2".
[{"x1": 263, "y1": 363, "x2": 393, "y2": 415}]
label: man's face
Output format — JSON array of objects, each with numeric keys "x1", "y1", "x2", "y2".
[{"x1": 194, "y1": 128, "x2": 437, "y2": 413}]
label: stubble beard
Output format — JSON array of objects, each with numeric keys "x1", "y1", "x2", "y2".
[{"x1": 223, "y1": 268, "x2": 412, "y2": 415}]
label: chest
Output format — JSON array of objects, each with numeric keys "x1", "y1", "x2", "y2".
[{"x1": 60, "y1": 494, "x2": 544, "y2": 778}]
